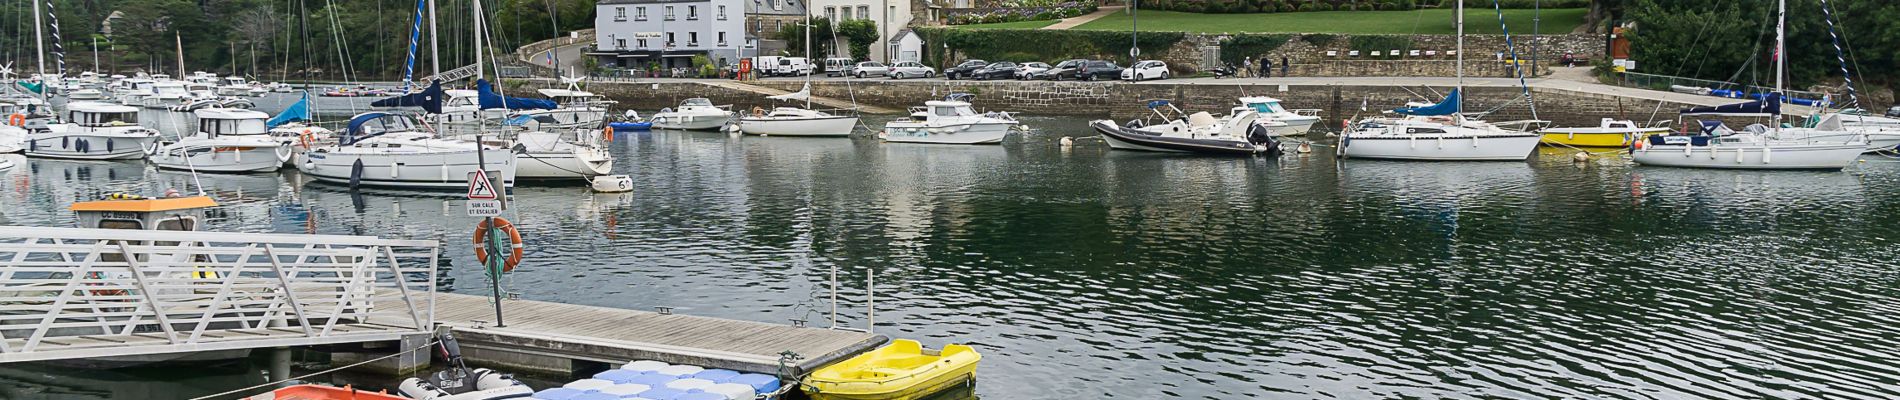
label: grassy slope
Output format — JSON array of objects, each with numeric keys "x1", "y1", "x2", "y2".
[{"x1": 1062, "y1": 8, "x2": 1587, "y2": 35}]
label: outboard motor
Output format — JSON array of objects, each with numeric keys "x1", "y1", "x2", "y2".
[
  {"x1": 399, "y1": 331, "x2": 535, "y2": 400},
  {"x1": 1246, "y1": 122, "x2": 1277, "y2": 146}
]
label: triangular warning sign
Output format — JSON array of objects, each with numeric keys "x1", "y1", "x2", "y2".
[{"x1": 467, "y1": 170, "x2": 499, "y2": 200}]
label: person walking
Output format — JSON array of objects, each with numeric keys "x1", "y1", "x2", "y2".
[
  {"x1": 1280, "y1": 56, "x2": 1289, "y2": 77},
  {"x1": 1261, "y1": 57, "x2": 1273, "y2": 78},
  {"x1": 1241, "y1": 57, "x2": 1254, "y2": 78}
]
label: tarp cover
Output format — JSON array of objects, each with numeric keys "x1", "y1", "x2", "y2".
[
  {"x1": 267, "y1": 93, "x2": 313, "y2": 128},
  {"x1": 1681, "y1": 93, "x2": 1779, "y2": 116},
  {"x1": 1393, "y1": 89, "x2": 1460, "y2": 116},
  {"x1": 478, "y1": 79, "x2": 557, "y2": 110},
  {"x1": 370, "y1": 81, "x2": 444, "y2": 114}
]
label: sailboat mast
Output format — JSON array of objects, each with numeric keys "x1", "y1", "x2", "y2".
[
  {"x1": 32, "y1": 0, "x2": 45, "y2": 76},
  {"x1": 804, "y1": 10, "x2": 811, "y2": 109},
  {"x1": 1774, "y1": 0, "x2": 1784, "y2": 96},
  {"x1": 1455, "y1": 0, "x2": 1464, "y2": 115},
  {"x1": 429, "y1": 0, "x2": 441, "y2": 78},
  {"x1": 473, "y1": 0, "x2": 484, "y2": 83},
  {"x1": 176, "y1": 32, "x2": 186, "y2": 78}
]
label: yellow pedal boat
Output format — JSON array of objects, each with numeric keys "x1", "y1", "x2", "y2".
[
  {"x1": 1541, "y1": 118, "x2": 1670, "y2": 147},
  {"x1": 803, "y1": 339, "x2": 981, "y2": 400}
]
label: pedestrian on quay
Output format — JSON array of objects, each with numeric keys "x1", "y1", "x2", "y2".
[
  {"x1": 1261, "y1": 57, "x2": 1273, "y2": 78},
  {"x1": 1281, "y1": 55, "x2": 1289, "y2": 77},
  {"x1": 1241, "y1": 57, "x2": 1254, "y2": 78}
]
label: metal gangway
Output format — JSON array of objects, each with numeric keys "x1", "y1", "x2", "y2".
[
  {"x1": 421, "y1": 64, "x2": 482, "y2": 84},
  {"x1": 0, "y1": 227, "x2": 438, "y2": 363}
]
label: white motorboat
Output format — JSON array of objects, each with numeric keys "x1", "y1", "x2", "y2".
[
  {"x1": 1095, "y1": 99, "x2": 1279, "y2": 154},
  {"x1": 651, "y1": 98, "x2": 735, "y2": 131},
  {"x1": 268, "y1": 82, "x2": 294, "y2": 93},
  {"x1": 0, "y1": 101, "x2": 30, "y2": 153},
  {"x1": 67, "y1": 88, "x2": 108, "y2": 101},
  {"x1": 113, "y1": 77, "x2": 156, "y2": 106},
  {"x1": 141, "y1": 81, "x2": 192, "y2": 109},
  {"x1": 880, "y1": 94, "x2": 1019, "y2": 145},
  {"x1": 1339, "y1": 113, "x2": 1543, "y2": 161},
  {"x1": 427, "y1": 89, "x2": 493, "y2": 128},
  {"x1": 1234, "y1": 96, "x2": 1322, "y2": 135},
  {"x1": 503, "y1": 125, "x2": 613, "y2": 180},
  {"x1": 24, "y1": 102, "x2": 162, "y2": 160},
  {"x1": 737, "y1": 84, "x2": 859, "y2": 137},
  {"x1": 522, "y1": 87, "x2": 614, "y2": 130},
  {"x1": 297, "y1": 112, "x2": 517, "y2": 189},
  {"x1": 216, "y1": 76, "x2": 256, "y2": 97},
  {"x1": 148, "y1": 108, "x2": 290, "y2": 173}
]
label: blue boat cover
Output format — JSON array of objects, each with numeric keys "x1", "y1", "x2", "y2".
[
  {"x1": 532, "y1": 387, "x2": 587, "y2": 400},
  {"x1": 503, "y1": 114, "x2": 538, "y2": 126},
  {"x1": 693, "y1": 369, "x2": 741, "y2": 382},
  {"x1": 342, "y1": 112, "x2": 406, "y2": 145},
  {"x1": 370, "y1": 81, "x2": 445, "y2": 114},
  {"x1": 16, "y1": 80, "x2": 42, "y2": 94},
  {"x1": 727, "y1": 373, "x2": 781, "y2": 393},
  {"x1": 632, "y1": 387, "x2": 686, "y2": 400},
  {"x1": 478, "y1": 79, "x2": 558, "y2": 110},
  {"x1": 1145, "y1": 99, "x2": 1172, "y2": 109},
  {"x1": 595, "y1": 369, "x2": 644, "y2": 383},
  {"x1": 267, "y1": 93, "x2": 313, "y2": 128},
  {"x1": 1681, "y1": 93, "x2": 1779, "y2": 116},
  {"x1": 1393, "y1": 89, "x2": 1460, "y2": 116},
  {"x1": 608, "y1": 121, "x2": 651, "y2": 131}
]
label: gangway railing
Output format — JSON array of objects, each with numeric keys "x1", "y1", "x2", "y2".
[
  {"x1": 0, "y1": 227, "x2": 438, "y2": 363},
  {"x1": 421, "y1": 64, "x2": 482, "y2": 84}
]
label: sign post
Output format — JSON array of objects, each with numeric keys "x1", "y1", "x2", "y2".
[{"x1": 468, "y1": 134, "x2": 506, "y2": 328}]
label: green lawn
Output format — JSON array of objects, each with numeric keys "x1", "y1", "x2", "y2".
[
  {"x1": 1069, "y1": 8, "x2": 1586, "y2": 34},
  {"x1": 952, "y1": 19, "x2": 1060, "y2": 29}
]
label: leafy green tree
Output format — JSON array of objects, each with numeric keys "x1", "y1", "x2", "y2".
[{"x1": 837, "y1": 19, "x2": 877, "y2": 62}]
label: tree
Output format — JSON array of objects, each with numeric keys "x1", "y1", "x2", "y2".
[
  {"x1": 837, "y1": 19, "x2": 878, "y2": 62},
  {"x1": 777, "y1": 17, "x2": 834, "y2": 59}
]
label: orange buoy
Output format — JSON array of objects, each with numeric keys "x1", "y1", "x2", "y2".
[
  {"x1": 473, "y1": 217, "x2": 525, "y2": 272},
  {"x1": 604, "y1": 126, "x2": 615, "y2": 142},
  {"x1": 7, "y1": 113, "x2": 24, "y2": 126}
]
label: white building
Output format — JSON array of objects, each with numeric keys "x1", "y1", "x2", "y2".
[
  {"x1": 806, "y1": 0, "x2": 913, "y2": 62},
  {"x1": 592, "y1": 0, "x2": 751, "y2": 70}
]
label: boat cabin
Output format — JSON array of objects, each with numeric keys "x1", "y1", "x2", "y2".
[
  {"x1": 341, "y1": 112, "x2": 424, "y2": 145},
  {"x1": 70, "y1": 194, "x2": 217, "y2": 232},
  {"x1": 222, "y1": 77, "x2": 249, "y2": 86},
  {"x1": 153, "y1": 82, "x2": 190, "y2": 97},
  {"x1": 64, "y1": 102, "x2": 141, "y2": 128},
  {"x1": 194, "y1": 108, "x2": 271, "y2": 138},
  {"x1": 444, "y1": 90, "x2": 480, "y2": 109},
  {"x1": 678, "y1": 98, "x2": 716, "y2": 108},
  {"x1": 1237, "y1": 96, "x2": 1293, "y2": 115}
]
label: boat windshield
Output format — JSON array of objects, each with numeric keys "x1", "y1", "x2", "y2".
[
  {"x1": 74, "y1": 111, "x2": 139, "y2": 127},
  {"x1": 201, "y1": 118, "x2": 269, "y2": 136},
  {"x1": 681, "y1": 98, "x2": 714, "y2": 107},
  {"x1": 1247, "y1": 101, "x2": 1287, "y2": 114},
  {"x1": 359, "y1": 115, "x2": 418, "y2": 136},
  {"x1": 932, "y1": 106, "x2": 974, "y2": 117},
  {"x1": 155, "y1": 85, "x2": 188, "y2": 95}
]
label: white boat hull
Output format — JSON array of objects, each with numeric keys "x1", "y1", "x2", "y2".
[
  {"x1": 298, "y1": 149, "x2": 518, "y2": 189},
  {"x1": 1340, "y1": 134, "x2": 1541, "y2": 161},
  {"x1": 881, "y1": 122, "x2": 1014, "y2": 145},
  {"x1": 1279, "y1": 116, "x2": 1320, "y2": 134},
  {"x1": 739, "y1": 115, "x2": 859, "y2": 137},
  {"x1": 516, "y1": 147, "x2": 612, "y2": 180},
  {"x1": 151, "y1": 146, "x2": 287, "y2": 173},
  {"x1": 652, "y1": 113, "x2": 733, "y2": 131},
  {"x1": 26, "y1": 132, "x2": 161, "y2": 160},
  {"x1": 1632, "y1": 143, "x2": 1864, "y2": 170}
]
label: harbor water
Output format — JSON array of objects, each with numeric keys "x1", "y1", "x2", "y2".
[{"x1": 2, "y1": 95, "x2": 1899, "y2": 399}]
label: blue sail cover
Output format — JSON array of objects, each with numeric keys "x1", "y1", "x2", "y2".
[
  {"x1": 1681, "y1": 93, "x2": 1780, "y2": 116},
  {"x1": 267, "y1": 93, "x2": 313, "y2": 128},
  {"x1": 477, "y1": 79, "x2": 557, "y2": 110},
  {"x1": 1392, "y1": 89, "x2": 1460, "y2": 116},
  {"x1": 1145, "y1": 99, "x2": 1173, "y2": 109},
  {"x1": 342, "y1": 112, "x2": 405, "y2": 145},
  {"x1": 370, "y1": 81, "x2": 445, "y2": 114}
]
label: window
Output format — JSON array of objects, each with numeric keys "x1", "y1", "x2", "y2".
[
  {"x1": 841, "y1": 7, "x2": 851, "y2": 20},
  {"x1": 718, "y1": 5, "x2": 727, "y2": 20},
  {"x1": 666, "y1": 33, "x2": 676, "y2": 47},
  {"x1": 665, "y1": 6, "x2": 675, "y2": 20},
  {"x1": 717, "y1": 32, "x2": 727, "y2": 46},
  {"x1": 688, "y1": 32, "x2": 699, "y2": 46},
  {"x1": 616, "y1": 38, "x2": 628, "y2": 49},
  {"x1": 636, "y1": 7, "x2": 648, "y2": 20},
  {"x1": 825, "y1": 6, "x2": 836, "y2": 21},
  {"x1": 934, "y1": 107, "x2": 957, "y2": 117},
  {"x1": 857, "y1": 5, "x2": 869, "y2": 19},
  {"x1": 775, "y1": 20, "x2": 783, "y2": 32},
  {"x1": 687, "y1": 5, "x2": 698, "y2": 20},
  {"x1": 771, "y1": 0, "x2": 782, "y2": 10},
  {"x1": 615, "y1": 7, "x2": 627, "y2": 21},
  {"x1": 636, "y1": 38, "x2": 648, "y2": 48}
]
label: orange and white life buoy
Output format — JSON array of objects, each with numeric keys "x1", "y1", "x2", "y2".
[
  {"x1": 603, "y1": 126, "x2": 615, "y2": 142},
  {"x1": 299, "y1": 129, "x2": 315, "y2": 148},
  {"x1": 473, "y1": 217, "x2": 524, "y2": 272},
  {"x1": 7, "y1": 113, "x2": 24, "y2": 126}
]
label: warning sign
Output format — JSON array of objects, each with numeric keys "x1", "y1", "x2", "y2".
[{"x1": 467, "y1": 170, "x2": 499, "y2": 200}]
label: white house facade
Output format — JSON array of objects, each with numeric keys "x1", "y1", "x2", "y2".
[
  {"x1": 592, "y1": 0, "x2": 751, "y2": 70},
  {"x1": 806, "y1": 0, "x2": 912, "y2": 62}
]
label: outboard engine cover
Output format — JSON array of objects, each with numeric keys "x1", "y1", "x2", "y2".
[
  {"x1": 399, "y1": 377, "x2": 452, "y2": 400},
  {"x1": 1246, "y1": 123, "x2": 1276, "y2": 146},
  {"x1": 471, "y1": 368, "x2": 522, "y2": 391}
]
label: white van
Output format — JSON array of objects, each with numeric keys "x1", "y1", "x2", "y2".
[
  {"x1": 756, "y1": 56, "x2": 814, "y2": 77},
  {"x1": 823, "y1": 58, "x2": 854, "y2": 77}
]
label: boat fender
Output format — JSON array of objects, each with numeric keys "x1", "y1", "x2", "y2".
[
  {"x1": 300, "y1": 130, "x2": 315, "y2": 148},
  {"x1": 349, "y1": 159, "x2": 365, "y2": 188},
  {"x1": 106, "y1": 139, "x2": 114, "y2": 152},
  {"x1": 1297, "y1": 142, "x2": 1312, "y2": 154},
  {"x1": 62, "y1": 136, "x2": 69, "y2": 149},
  {"x1": 604, "y1": 126, "x2": 614, "y2": 142},
  {"x1": 1761, "y1": 146, "x2": 1770, "y2": 164},
  {"x1": 1573, "y1": 152, "x2": 1589, "y2": 162},
  {"x1": 471, "y1": 369, "x2": 521, "y2": 391},
  {"x1": 512, "y1": 143, "x2": 529, "y2": 154},
  {"x1": 1736, "y1": 147, "x2": 1745, "y2": 163},
  {"x1": 473, "y1": 218, "x2": 525, "y2": 272},
  {"x1": 1059, "y1": 136, "x2": 1074, "y2": 147}
]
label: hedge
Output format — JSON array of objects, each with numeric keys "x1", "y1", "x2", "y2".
[
  {"x1": 917, "y1": 28, "x2": 1186, "y2": 67},
  {"x1": 1219, "y1": 34, "x2": 1294, "y2": 65},
  {"x1": 1120, "y1": 0, "x2": 1584, "y2": 14}
]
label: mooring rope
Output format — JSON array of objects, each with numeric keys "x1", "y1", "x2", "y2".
[{"x1": 189, "y1": 339, "x2": 443, "y2": 400}]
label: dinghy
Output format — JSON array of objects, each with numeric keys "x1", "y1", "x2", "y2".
[{"x1": 802, "y1": 339, "x2": 981, "y2": 400}]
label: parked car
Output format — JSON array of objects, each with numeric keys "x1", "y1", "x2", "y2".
[
  {"x1": 1014, "y1": 62, "x2": 1052, "y2": 80},
  {"x1": 970, "y1": 62, "x2": 1020, "y2": 80},
  {"x1": 1077, "y1": 60, "x2": 1123, "y2": 81},
  {"x1": 1122, "y1": 60, "x2": 1169, "y2": 81},
  {"x1": 848, "y1": 61, "x2": 889, "y2": 78},
  {"x1": 1031, "y1": 59, "x2": 1087, "y2": 80},
  {"x1": 1888, "y1": 106, "x2": 1900, "y2": 118},
  {"x1": 887, "y1": 61, "x2": 937, "y2": 79},
  {"x1": 823, "y1": 58, "x2": 855, "y2": 77},
  {"x1": 944, "y1": 60, "x2": 989, "y2": 80},
  {"x1": 755, "y1": 56, "x2": 813, "y2": 76}
]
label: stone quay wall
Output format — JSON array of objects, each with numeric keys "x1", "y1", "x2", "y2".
[{"x1": 588, "y1": 79, "x2": 1698, "y2": 129}]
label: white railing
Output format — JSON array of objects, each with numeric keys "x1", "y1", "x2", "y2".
[
  {"x1": 0, "y1": 226, "x2": 438, "y2": 363},
  {"x1": 423, "y1": 64, "x2": 483, "y2": 84}
]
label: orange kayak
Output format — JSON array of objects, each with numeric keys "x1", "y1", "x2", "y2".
[{"x1": 248, "y1": 384, "x2": 408, "y2": 400}]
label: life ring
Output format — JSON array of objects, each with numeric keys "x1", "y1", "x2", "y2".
[
  {"x1": 6, "y1": 113, "x2": 23, "y2": 126},
  {"x1": 472, "y1": 217, "x2": 524, "y2": 272},
  {"x1": 751, "y1": 106, "x2": 765, "y2": 117},
  {"x1": 299, "y1": 130, "x2": 315, "y2": 148},
  {"x1": 603, "y1": 126, "x2": 614, "y2": 142}
]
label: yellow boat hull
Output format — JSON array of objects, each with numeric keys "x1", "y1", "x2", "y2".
[
  {"x1": 805, "y1": 339, "x2": 982, "y2": 400},
  {"x1": 1540, "y1": 128, "x2": 1670, "y2": 148}
]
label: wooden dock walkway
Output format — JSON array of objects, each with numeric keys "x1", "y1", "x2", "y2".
[{"x1": 401, "y1": 292, "x2": 886, "y2": 376}]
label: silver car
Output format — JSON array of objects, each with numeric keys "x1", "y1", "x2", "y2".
[
  {"x1": 847, "y1": 61, "x2": 889, "y2": 78},
  {"x1": 1015, "y1": 62, "x2": 1052, "y2": 80},
  {"x1": 886, "y1": 61, "x2": 937, "y2": 79}
]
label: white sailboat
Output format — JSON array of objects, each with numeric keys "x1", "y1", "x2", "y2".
[
  {"x1": 296, "y1": 112, "x2": 518, "y2": 189},
  {"x1": 1336, "y1": 1, "x2": 1540, "y2": 161},
  {"x1": 523, "y1": 83, "x2": 614, "y2": 130},
  {"x1": 24, "y1": 102, "x2": 161, "y2": 160},
  {"x1": 1630, "y1": 0, "x2": 1865, "y2": 170},
  {"x1": 502, "y1": 123, "x2": 613, "y2": 180},
  {"x1": 652, "y1": 98, "x2": 736, "y2": 130},
  {"x1": 0, "y1": 101, "x2": 28, "y2": 153},
  {"x1": 880, "y1": 94, "x2": 1019, "y2": 145},
  {"x1": 148, "y1": 108, "x2": 290, "y2": 173},
  {"x1": 736, "y1": 13, "x2": 860, "y2": 137}
]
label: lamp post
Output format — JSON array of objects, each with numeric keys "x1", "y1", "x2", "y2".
[{"x1": 1130, "y1": 0, "x2": 1139, "y2": 67}]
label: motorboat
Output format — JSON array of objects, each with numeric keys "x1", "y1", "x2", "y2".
[
  {"x1": 1338, "y1": 90, "x2": 1541, "y2": 161},
  {"x1": 148, "y1": 108, "x2": 290, "y2": 173},
  {"x1": 650, "y1": 98, "x2": 734, "y2": 131},
  {"x1": 880, "y1": 94, "x2": 1019, "y2": 145},
  {"x1": 426, "y1": 89, "x2": 492, "y2": 128},
  {"x1": 25, "y1": 101, "x2": 162, "y2": 160},
  {"x1": 1539, "y1": 118, "x2": 1670, "y2": 148},
  {"x1": 1795, "y1": 112, "x2": 1900, "y2": 151},
  {"x1": 215, "y1": 76, "x2": 256, "y2": 96},
  {"x1": 113, "y1": 77, "x2": 156, "y2": 106},
  {"x1": 737, "y1": 84, "x2": 859, "y2": 137},
  {"x1": 0, "y1": 101, "x2": 30, "y2": 153},
  {"x1": 522, "y1": 86, "x2": 614, "y2": 130},
  {"x1": 267, "y1": 82, "x2": 294, "y2": 93},
  {"x1": 1632, "y1": 96, "x2": 1865, "y2": 170},
  {"x1": 67, "y1": 88, "x2": 108, "y2": 101},
  {"x1": 297, "y1": 112, "x2": 517, "y2": 190},
  {"x1": 478, "y1": 117, "x2": 612, "y2": 180},
  {"x1": 802, "y1": 339, "x2": 981, "y2": 400},
  {"x1": 1091, "y1": 100, "x2": 1279, "y2": 154},
  {"x1": 141, "y1": 81, "x2": 192, "y2": 109},
  {"x1": 1234, "y1": 96, "x2": 1322, "y2": 135}
]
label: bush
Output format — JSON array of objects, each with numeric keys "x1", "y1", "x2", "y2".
[
  {"x1": 917, "y1": 28, "x2": 1186, "y2": 68},
  {"x1": 1301, "y1": 33, "x2": 1339, "y2": 46},
  {"x1": 1349, "y1": 35, "x2": 1412, "y2": 53},
  {"x1": 1219, "y1": 34, "x2": 1294, "y2": 65}
]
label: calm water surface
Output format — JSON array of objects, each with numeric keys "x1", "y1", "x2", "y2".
[{"x1": 1, "y1": 96, "x2": 1898, "y2": 399}]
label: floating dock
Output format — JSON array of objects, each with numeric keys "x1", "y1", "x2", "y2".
[{"x1": 398, "y1": 292, "x2": 887, "y2": 377}]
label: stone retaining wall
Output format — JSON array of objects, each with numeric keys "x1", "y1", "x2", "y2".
[{"x1": 587, "y1": 79, "x2": 1696, "y2": 128}]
